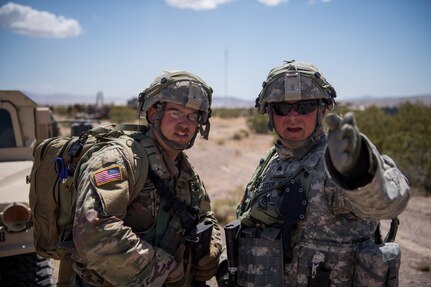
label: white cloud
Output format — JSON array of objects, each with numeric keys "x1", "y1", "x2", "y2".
[
  {"x1": 257, "y1": 0, "x2": 288, "y2": 6},
  {"x1": 307, "y1": 0, "x2": 332, "y2": 4},
  {"x1": 165, "y1": 0, "x2": 331, "y2": 10},
  {"x1": 0, "y1": 2, "x2": 82, "y2": 38},
  {"x1": 165, "y1": 0, "x2": 235, "y2": 10}
]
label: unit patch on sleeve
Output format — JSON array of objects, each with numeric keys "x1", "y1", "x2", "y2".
[{"x1": 94, "y1": 166, "x2": 123, "y2": 186}]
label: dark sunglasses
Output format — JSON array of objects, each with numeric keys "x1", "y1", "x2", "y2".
[{"x1": 272, "y1": 100, "x2": 318, "y2": 116}]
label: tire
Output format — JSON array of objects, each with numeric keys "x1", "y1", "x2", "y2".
[{"x1": 0, "y1": 252, "x2": 55, "y2": 287}]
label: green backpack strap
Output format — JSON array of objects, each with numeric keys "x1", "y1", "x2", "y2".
[
  {"x1": 73, "y1": 124, "x2": 150, "y2": 204},
  {"x1": 237, "y1": 147, "x2": 277, "y2": 216},
  {"x1": 85, "y1": 123, "x2": 115, "y2": 136},
  {"x1": 105, "y1": 131, "x2": 149, "y2": 204},
  {"x1": 111, "y1": 124, "x2": 147, "y2": 133}
]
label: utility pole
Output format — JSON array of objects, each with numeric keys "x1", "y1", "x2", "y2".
[
  {"x1": 96, "y1": 91, "x2": 104, "y2": 108},
  {"x1": 224, "y1": 49, "x2": 229, "y2": 98}
]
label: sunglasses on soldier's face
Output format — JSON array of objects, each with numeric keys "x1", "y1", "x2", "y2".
[{"x1": 272, "y1": 100, "x2": 318, "y2": 116}]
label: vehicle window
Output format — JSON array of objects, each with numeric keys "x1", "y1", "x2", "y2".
[{"x1": 0, "y1": 108, "x2": 16, "y2": 148}]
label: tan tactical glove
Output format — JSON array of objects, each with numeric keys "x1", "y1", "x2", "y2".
[
  {"x1": 192, "y1": 241, "x2": 222, "y2": 281},
  {"x1": 326, "y1": 112, "x2": 362, "y2": 175},
  {"x1": 165, "y1": 244, "x2": 186, "y2": 287}
]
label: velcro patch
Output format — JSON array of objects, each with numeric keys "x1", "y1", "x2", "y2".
[{"x1": 94, "y1": 166, "x2": 123, "y2": 186}]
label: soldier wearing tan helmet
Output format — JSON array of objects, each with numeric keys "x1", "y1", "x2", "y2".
[
  {"x1": 71, "y1": 71, "x2": 222, "y2": 286},
  {"x1": 219, "y1": 60, "x2": 410, "y2": 286}
]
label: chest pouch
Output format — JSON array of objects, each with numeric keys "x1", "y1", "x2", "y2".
[
  {"x1": 238, "y1": 227, "x2": 284, "y2": 287},
  {"x1": 241, "y1": 192, "x2": 281, "y2": 227},
  {"x1": 354, "y1": 241, "x2": 401, "y2": 287},
  {"x1": 280, "y1": 178, "x2": 308, "y2": 263}
]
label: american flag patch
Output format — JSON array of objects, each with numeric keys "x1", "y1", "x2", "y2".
[{"x1": 94, "y1": 166, "x2": 123, "y2": 186}]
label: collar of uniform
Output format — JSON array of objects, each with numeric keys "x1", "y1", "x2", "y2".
[{"x1": 275, "y1": 133, "x2": 326, "y2": 161}]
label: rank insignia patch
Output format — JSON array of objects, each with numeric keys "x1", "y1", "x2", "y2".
[{"x1": 94, "y1": 166, "x2": 123, "y2": 186}]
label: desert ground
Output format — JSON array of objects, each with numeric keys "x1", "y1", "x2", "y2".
[
  {"x1": 187, "y1": 116, "x2": 431, "y2": 287},
  {"x1": 54, "y1": 116, "x2": 431, "y2": 286}
]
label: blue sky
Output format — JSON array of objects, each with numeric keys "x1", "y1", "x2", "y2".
[{"x1": 1, "y1": 0, "x2": 430, "y2": 104}]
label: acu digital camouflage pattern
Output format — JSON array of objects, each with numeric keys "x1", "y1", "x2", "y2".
[
  {"x1": 256, "y1": 61, "x2": 336, "y2": 114},
  {"x1": 71, "y1": 132, "x2": 221, "y2": 286},
  {"x1": 266, "y1": 73, "x2": 326, "y2": 103},
  {"x1": 237, "y1": 132, "x2": 409, "y2": 286},
  {"x1": 237, "y1": 236, "x2": 284, "y2": 286}
]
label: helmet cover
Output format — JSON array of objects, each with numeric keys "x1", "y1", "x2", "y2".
[
  {"x1": 139, "y1": 70, "x2": 212, "y2": 123},
  {"x1": 256, "y1": 60, "x2": 336, "y2": 114}
]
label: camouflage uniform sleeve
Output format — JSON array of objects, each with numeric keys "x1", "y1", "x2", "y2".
[
  {"x1": 73, "y1": 144, "x2": 175, "y2": 287},
  {"x1": 325, "y1": 135, "x2": 410, "y2": 219}
]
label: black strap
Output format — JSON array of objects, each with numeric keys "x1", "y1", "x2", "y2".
[
  {"x1": 147, "y1": 169, "x2": 199, "y2": 234},
  {"x1": 280, "y1": 179, "x2": 308, "y2": 263},
  {"x1": 375, "y1": 217, "x2": 399, "y2": 244},
  {"x1": 384, "y1": 217, "x2": 399, "y2": 243}
]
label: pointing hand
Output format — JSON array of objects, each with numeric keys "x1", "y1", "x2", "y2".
[{"x1": 326, "y1": 112, "x2": 362, "y2": 175}]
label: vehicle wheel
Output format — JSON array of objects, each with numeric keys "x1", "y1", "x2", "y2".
[{"x1": 0, "y1": 252, "x2": 55, "y2": 287}]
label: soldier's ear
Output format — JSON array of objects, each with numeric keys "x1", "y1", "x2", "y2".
[
  {"x1": 322, "y1": 107, "x2": 327, "y2": 118},
  {"x1": 147, "y1": 107, "x2": 156, "y2": 124}
]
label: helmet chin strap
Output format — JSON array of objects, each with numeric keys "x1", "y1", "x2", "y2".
[
  {"x1": 271, "y1": 103, "x2": 325, "y2": 159},
  {"x1": 152, "y1": 103, "x2": 199, "y2": 151}
]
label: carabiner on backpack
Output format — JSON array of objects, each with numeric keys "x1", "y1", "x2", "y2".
[{"x1": 54, "y1": 157, "x2": 69, "y2": 183}]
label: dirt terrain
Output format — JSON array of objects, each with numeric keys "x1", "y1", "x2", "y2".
[
  {"x1": 187, "y1": 116, "x2": 431, "y2": 287},
  {"x1": 53, "y1": 116, "x2": 430, "y2": 286}
]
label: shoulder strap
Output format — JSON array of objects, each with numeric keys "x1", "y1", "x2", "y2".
[
  {"x1": 111, "y1": 124, "x2": 147, "y2": 133},
  {"x1": 125, "y1": 135, "x2": 149, "y2": 203},
  {"x1": 139, "y1": 136, "x2": 200, "y2": 234},
  {"x1": 375, "y1": 217, "x2": 399, "y2": 244},
  {"x1": 237, "y1": 147, "x2": 277, "y2": 215},
  {"x1": 147, "y1": 169, "x2": 199, "y2": 234},
  {"x1": 72, "y1": 125, "x2": 150, "y2": 204}
]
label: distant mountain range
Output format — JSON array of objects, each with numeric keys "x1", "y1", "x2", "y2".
[
  {"x1": 23, "y1": 91, "x2": 257, "y2": 108},
  {"x1": 21, "y1": 91, "x2": 431, "y2": 108},
  {"x1": 338, "y1": 94, "x2": 431, "y2": 107}
]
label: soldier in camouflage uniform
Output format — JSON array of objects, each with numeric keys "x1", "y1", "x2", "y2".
[
  {"x1": 70, "y1": 71, "x2": 222, "y2": 286},
  {"x1": 231, "y1": 60, "x2": 410, "y2": 286}
]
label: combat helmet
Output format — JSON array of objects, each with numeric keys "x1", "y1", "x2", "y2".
[
  {"x1": 138, "y1": 70, "x2": 213, "y2": 149},
  {"x1": 256, "y1": 60, "x2": 336, "y2": 114},
  {"x1": 256, "y1": 60, "x2": 337, "y2": 156}
]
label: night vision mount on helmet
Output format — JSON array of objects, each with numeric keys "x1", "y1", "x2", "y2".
[{"x1": 256, "y1": 60, "x2": 337, "y2": 114}]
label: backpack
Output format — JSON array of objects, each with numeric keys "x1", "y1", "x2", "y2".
[{"x1": 28, "y1": 124, "x2": 148, "y2": 260}]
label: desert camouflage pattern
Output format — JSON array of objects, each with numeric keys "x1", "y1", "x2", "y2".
[
  {"x1": 237, "y1": 133, "x2": 409, "y2": 286},
  {"x1": 256, "y1": 61, "x2": 336, "y2": 114},
  {"x1": 71, "y1": 132, "x2": 221, "y2": 286}
]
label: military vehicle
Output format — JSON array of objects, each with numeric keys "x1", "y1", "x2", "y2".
[{"x1": 0, "y1": 90, "x2": 57, "y2": 286}]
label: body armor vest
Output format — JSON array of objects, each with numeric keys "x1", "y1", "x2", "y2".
[{"x1": 236, "y1": 138, "x2": 399, "y2": 287}]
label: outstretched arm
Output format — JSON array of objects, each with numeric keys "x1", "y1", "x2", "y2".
[{"x1": 325, "y1": 112, "x2": 410, "y2": 219}]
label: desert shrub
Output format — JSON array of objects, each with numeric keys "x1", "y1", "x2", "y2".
[
  {"x1": 108, "y1": 106, "x2": 138, "y2": 124},
  {"x1": 212, "y1": 187, "x2": 244, "y2": 224},
  {"x1": 247, "y1": 113, "x2": 270, "y2": 134},
  {"x1": 417, "y1": 259, "x2": 431, "y2": 272},
  {"x1": 232, "y1": 129, "x2": 249, "y2": 140},
  {"x1": 52, "y1": 105, "x2": 69, "y2": 116},
  {"x1": 352, "y1": 102, "x2": 431, "y2": 193},
  {"x1": 212, "y1": 108, "x2": 249, "y2": 118}
]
